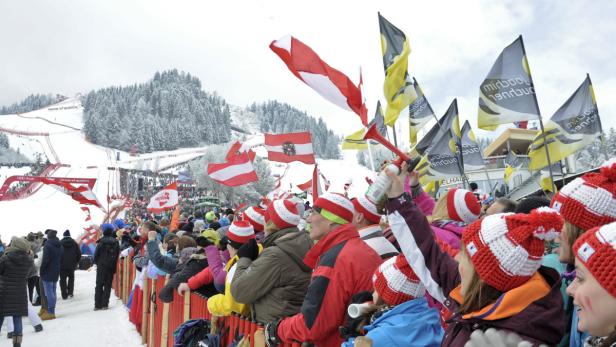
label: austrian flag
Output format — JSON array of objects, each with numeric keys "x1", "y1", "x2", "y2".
[
  {"x1": 270, "y1": 35, "x2": 367, "y2": 125},
  {"x1": 265, "y1": 132, "x2": 315, "y2": 164},
  {"x1": 207, "y1": 152, "x2": 259, "y2": 187},
  {"x1": 147, "y1": 182, "x2": 179, "y2": 213}
]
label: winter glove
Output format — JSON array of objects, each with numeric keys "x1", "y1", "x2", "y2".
[
  {"x1": 464, "y1": 328, "x2": 544, "y2": 347},
  {"x1": 264, "y1": 319, "x2": 282, "y2": 347},
  {"x1": 236, "y1": 239, "x2": 259, "y2": 260}
]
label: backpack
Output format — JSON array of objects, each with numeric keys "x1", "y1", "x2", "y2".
[{"x1": 173, "y1": 319, "x2": 211, "y2": 347}]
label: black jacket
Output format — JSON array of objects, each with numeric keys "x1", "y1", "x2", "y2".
[
  {"x1": 41, "y1": 236, "x2": 63, "y2": 282},
  {"x1": 158, "y1": 248, "x2": 217, "y2": 303},
  {"x1": 93, "y1": 236, "x2": 120, "y2": 272},
  {"x1": 0, "y1": 250, "x2": 34, "y2": 316},
  {"x1": 61, "y1": 237, "x2": 82, "y2": 271}
]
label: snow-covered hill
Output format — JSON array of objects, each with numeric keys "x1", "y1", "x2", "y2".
[{"x1": 0, "y1": 97, "x2": 374, "y2": 240}]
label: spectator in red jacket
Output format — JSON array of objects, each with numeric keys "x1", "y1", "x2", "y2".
[{"x1": 264, "y1": 192, "x2": 383, "y2": 347}]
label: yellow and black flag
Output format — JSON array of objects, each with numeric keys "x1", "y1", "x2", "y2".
[
  {"x1": 409, "y1": 78, "x2": 435, "y2": 146},
  {"x1": 415, "y1": 99, "x2": 460, "y2": 157},
  {"x1": 379, "y1": 13, "x2": 416, "y2": 126},
  {"x1": 528, "y1": 75, "x2": 602, "y2": 170},
  {"x1": 342, "y1": 101, "x2": 387, "y2": 150},
  {"x1": 478, "y1": 36, "x2": 540, "y2": 130},
  {"x1": 461, "y1": 121, "x2": 485, "y2": 171}
]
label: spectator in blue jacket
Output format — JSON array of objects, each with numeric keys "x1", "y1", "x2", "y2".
[
  {"x1": 39, "y1": 229, "x2": 63, "y2": 320},
  {"x1": 342, "y1": 254, "x2": 443, "y2": 347}
]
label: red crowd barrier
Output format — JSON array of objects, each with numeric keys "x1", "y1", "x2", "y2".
[{"x1": 113, "y1": 257, "x2": 309, "y2": 347}]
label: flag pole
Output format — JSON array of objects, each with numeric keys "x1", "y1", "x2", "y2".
[
  {"x1": 366, "y1": 141, "x2": 376, "y2": 172},
  {"x1": 520, "y1": 35, "x2": 557, "y2": 193}
]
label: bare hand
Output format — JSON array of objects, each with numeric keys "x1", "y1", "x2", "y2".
[
  {"x1": 178, "y1": 283, "x2": 189, "y2": 297},
  {"x1": 148, "y1": 230, "x2": 157, "y2": 241}
]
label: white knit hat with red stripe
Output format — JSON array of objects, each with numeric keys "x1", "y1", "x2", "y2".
[
  {"x1": 573, "y1": 221, "x2": 616, "y2": 298},
  {"x1": 461, "y1": 207, "x2": 564, "y2": 292},
  {"x1": 227, "y1": 220, "x2": 256, "y2": 244},
  {"x1": 372, "y1": 254, "x2": 425, "y2": 306},
  {"x1": 266, "y1": 199, "x2": 301, "y2": 229},
  {"x1": 314, "y1": 192, "x2": 354, "y2": 224},
  {"x1": 551, "y1": 158, "x2": 616, "y2": 231},
  {"x1": 243, "y1": 206, "x2": 265, "y2": 232},
  {"x1": 447, "y1": 189, "x2": 481, "y2": 223},
  {"x1": 352, "y1": 195, "x2": 381, "y2": 224}
]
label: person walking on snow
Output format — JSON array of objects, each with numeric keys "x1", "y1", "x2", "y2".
[
  {"x1": 39, "y1": 229, "x2": 63, "y2": 320},
  {"x1": 93, "y1": 224, "x2": 120, "y2": 310},
  {"x1": 0, "y1": 237, "x2": 35, "y2": 347},
  {"x1": 60, "y1": 230, "x2": 81, "y2": 299}
]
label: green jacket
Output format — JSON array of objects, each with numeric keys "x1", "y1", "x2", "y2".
[{"x1": 231, "y1": 227, "x2": 313, "y2": 324}]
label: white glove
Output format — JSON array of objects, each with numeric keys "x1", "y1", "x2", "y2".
[{"x1": 464, "y1": 328, "x2": 544, "y2": 347}]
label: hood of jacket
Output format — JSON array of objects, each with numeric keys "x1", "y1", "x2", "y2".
[
  {"x1": 7, "y1": 237, "x2": 31, "y2": 254},
  {"x1": 45, "y1": 236, "x2": 62, "y2": 250},
  {"x1": 99, "y1": 236, "x2": 118, "y2": 246},
  {"x1": 61, "y1": 237, "x2": 77, "y2": 247},
  {"x1": 179, "y1": 247, "x2": 197, "y2": 264},
  {"x1": 271, "y1": 227, "x2": 312, "y2": 272}
]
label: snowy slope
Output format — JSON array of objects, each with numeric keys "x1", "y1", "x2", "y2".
[
  {"x1": 0, "y1": 97, "x2": 375, "y2": 239},
  {"x1": 11, "y1": 269, "x2": 143, "y2": 347}
]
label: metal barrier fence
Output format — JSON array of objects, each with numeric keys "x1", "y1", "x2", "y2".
[{"x1": 112, "y1": 256, "x2": 308, "y2": 347}]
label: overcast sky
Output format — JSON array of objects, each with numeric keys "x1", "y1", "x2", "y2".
[{"x1": 1, "y1": 0, "x2": 615, "y2": 140}]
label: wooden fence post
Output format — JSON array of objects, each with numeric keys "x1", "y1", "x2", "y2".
[
  {"x1": 141, "y1": 277, "x2": 150, "y2": 344},
  {"x1": 183, "y1": 290, "x2": 191, "y2": 321},
  {"x1": 160, "y1": 276, "x2": 170, "y2": 347},
  {"x1": 148, "y1": 278, "x2": 156, "y2": 347}
]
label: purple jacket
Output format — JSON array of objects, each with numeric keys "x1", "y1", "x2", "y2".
[
  {"x1": 405, "y1": 180, "x2": 465, "y2": 250},
  {"x1": 204, "y1": 245, "x2": 230, "y2": 292},
  {"x1": 386, "y1": 193, "x2": 565, "y2": 346}
]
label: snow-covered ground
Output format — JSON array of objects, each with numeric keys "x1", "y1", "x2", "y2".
[{"x1": 1, "y1": 269, "x2": 143, "y2": 347}]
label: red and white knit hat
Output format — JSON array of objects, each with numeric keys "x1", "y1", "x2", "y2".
[
  {"x1": 461, "y1": 207, "x2": 564, "y2": 292},
  {"x1": 227, "y1": 220, "x2": 256, "y2": 244},
  {"x1": 266, "y1": 199, "x2": 301, "y2": 229},
  {"x1": 551, "y1": 159, "x2": 616, "y2": 231},
  {"x1": 447, "y1": 189, "x2": 481, "y2": 223},
  {"x1": 352, "y1": 195, "x2": 381, "y2": 224},
  {"x1": 372, "y1": 254, "x2": 425, "y2": 306},
  {"x1": 243, "y1": 206, "x2": 265, "y2": 232},
  {"x1": 314, "y1": 192, "x2": 355, "y2": 224},
  {"x1": 573, "y1": 222, "x2": 616, "y2": 298}
]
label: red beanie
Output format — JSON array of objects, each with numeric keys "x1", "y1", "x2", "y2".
[
  {"x1": 227, "y1": 220, "x2": 255, "y2": 244},
  {"x1": 267, "y1": 199, "x2": 300, "y2": 229},
  {"x1": 243, "y1": 206, "x2": 265, "y2": 232},
  {"x1": 462, "y1": 207, "x2": 564, "y2": 292},
  {"x1": 372, "y1": 255, "x2": 425, "y2": 306},
  {"x1": 314, "y1": 192, "x2": 354, "y2": 224},
  {"x1": 551, "y1": 159, "x2": 616, "y2": 231},
  {"x1": 573, "y1": 222, "x2": 616, "y2": 298},
  {"x1": 352, "y1": 195, "x2": 381, "y2": 224},
  {"x1": 447, "y1": 189, "x2": 481, "y2": 223}
]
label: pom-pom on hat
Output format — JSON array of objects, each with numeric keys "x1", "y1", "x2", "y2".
[
  {"x1": 573, "y1": 222, "x2": 616, "y2": 298},
  {"x1": 372, "y1": 254, "x2": 425, "y2": 306},
  {"x1": 551, "y1": 158, "x2": 616, "y2": 231},
  {"x1": 447, "y1": 189, "x2": 481, "y2": 223},
  {"x1": 352, "y1": 195, "x2": 381, "y2": 224},
  {"x1": 227, "y1": 220, "x2": 255, "y2": 244},
  {"x1": 461, "y1": 207, "x2": 564, "y2": 292},
  {"x1": 243, "y1": 206, "x2": 266, "y2": 232},
  {"x1": 314, "y1": 192, "x2": 355, "y2": 225},
  {"x1": 267, "y1": 199, "x2": 301, "y2": 229}
]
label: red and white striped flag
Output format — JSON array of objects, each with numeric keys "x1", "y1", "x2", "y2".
[
  {"x1": 264, "y1": 132, "x2": 315, "y2": 164},
  {"x1": 312, "y1": 165, "x2": 323, "y2": 198},
  {"x1": 225, "y1": 141, "x2": 256, "y2": 162},
  {"x1": 207, "y1": 152, "x2": 259, "y2": 187},
  {"x1": 147, "y1": 182, "x2": 179, "y2": 213},
  {"x1": 297, "y1": 178, "x2": 312, "y2": 192},
  {"x1": 40, "y1": 177, "x2": 103, "y2": 208},
  {"x1": 270, "y1": 35, "x2": 367, "y2": 125}
]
